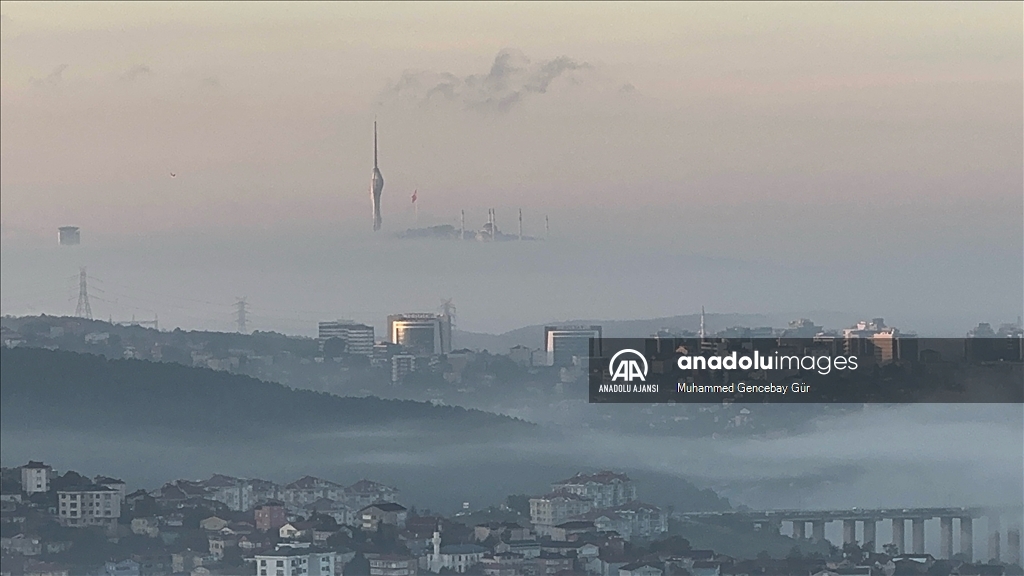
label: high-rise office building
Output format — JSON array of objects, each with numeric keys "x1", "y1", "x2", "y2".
[
  {"x1": 318, "y1": 321, "x2": 375, "y2": 357},
  {"x1": 544, "y1": 325, "x2": 602, "y2": 367},
  {"x1": 58, "y1": 226, "x2": 80, "y2": 246},
  {"x1": 387, "y1": 314, "x2": 451, "y2": 356}
]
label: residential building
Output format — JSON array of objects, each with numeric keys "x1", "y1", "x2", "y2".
[
  {"x1": 368, "y1": 554, "x2": 418, "y2": 576},
  {"x1": 392, "y1": 354, "x2": 417, "y2": 383},
  {"x1": 200, "y1": 516, "x2": 229, "y2": 532},
  {"x1": 101, "y1": 560, "x2": 141, "y2": 576},
  {"x1": 306, "y1": 497, "x2": 358, "y2": 527},
  {"x1": 549, "y1": 520, "x2": 595, "y2": 542},
  {"x1": 93, "y1": 476, "x2": 127, "y2": 503},
  {"x1": 580, "y1": 502, "x2": 667, "y2": 541},
  {"x1": 474, "y1": 522, "x2": 533, "y2": 543},
  {"x1": 20, "y1": 560, "x2": 70, "y2": 576},
  {"x1": 501, "y1": 540, "x2": 541, "y2": 559},
  {"x1": 281, "y1": 476, "x2": 345, "y2": 506},
  {"x1": 203, "y1": 474, "x2": 253, "y2": 511},
  {"x1": 131, "y1": 517, "x2": 160, "y2": 538},
  {"x1": 21, "y1": 461, "x2": 52, "y2": 495},
  {"x1": 57, "y1": 484, "x2": 121, "y2": 532},
  {"x1": 480, "y1": 552, "x2": 525, "y2": 576},
  {"x1": 529, "y1": 493, "x2": 592, "y2": 529},
  {"x1": 345, "y1": 480, "x2": 400, "y2": 509},
  {"x1": 552, "y1": 471, "x2": 636, "y2": 508},
  {"x1": 280, "y1": 521, "x2": 316, "y2": 540},
  {"x1": 255, "y1": 501, "x2": 288, "y2": 532},
  {"x1": 256, "y1": 545, "x2": 336, "y2": 576},
  {"x1": 361, "y1": 502, "x2": 408, "y2": 531},
  {"x1": 533, "y1": 552, "x2": 574, "y2": 575},
  {"x1": 619, "y1": 562, "x2": 663, "y2": 576},
  {"x1": 1, "y1": 533, "x2": 42, "y2": 556},
  {"x1": 251, "y1": 479, "x2": 281, "y2": 503},
  {"x1": 509, "y1": 345, "x2": 533, "y2": 367}
]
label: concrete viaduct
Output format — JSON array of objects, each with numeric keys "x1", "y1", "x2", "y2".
[{"x1": 678, "y1": 507, "x2": 1023, "y2": 564}]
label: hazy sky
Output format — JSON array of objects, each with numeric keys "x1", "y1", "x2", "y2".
[{"x1": 1, "y1": 2, "x2": 1021, "y2": 333}]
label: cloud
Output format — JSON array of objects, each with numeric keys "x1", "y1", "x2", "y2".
[
  {"x1": 120, "y1": 64, "x2": 151, "y2": 81},
  {"x1": 379, "y1": 48, "x2": 593, "y2": 114},
  {"x1": 30, "y1": 64, "x2": 68, "y2": 88}
]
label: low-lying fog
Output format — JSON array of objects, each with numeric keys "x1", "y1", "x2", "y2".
[
  {"x1": 3, "y1": 404, "x2": 1019, "y2": 517},
  {"x1": 2, "y1": 226, "x2": 1021, "y2": 337}
]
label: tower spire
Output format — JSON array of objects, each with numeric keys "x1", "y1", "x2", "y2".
[
  {"x1": 374, "y1": 119, "x2": 378, "y2": 169},
  {"x1": 700, "y1": 306, "x2": 706, "y2": 338}
]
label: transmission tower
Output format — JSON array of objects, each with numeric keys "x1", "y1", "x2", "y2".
[
  {"x1": 75, "y1": 267, "x2": 93, "y2": 319},
  {"x1": 234, "y1": 297, "x2": 249, "y2": 333},
  {"x1": 440, "y1": 298, "x2": 457, "y2": 331},
  {"x1": 440, "y1": 298, "x2": 456, "y2": 351}
]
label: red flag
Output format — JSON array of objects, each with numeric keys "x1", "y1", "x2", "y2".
[{"x1": 411, "y1": 189, "x2": 418, "y2": 204}]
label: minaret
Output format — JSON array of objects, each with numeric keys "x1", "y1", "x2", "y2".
[{"x1": 370, "y1": 120, "x2": 385, "y2": 231}]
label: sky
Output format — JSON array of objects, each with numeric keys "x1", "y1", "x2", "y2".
[{"x1": 1, "y1": 2, "x2": 1021, "y2": 334}]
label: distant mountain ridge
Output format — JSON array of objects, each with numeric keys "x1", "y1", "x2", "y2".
[
  {"x1": 453, "y1": 311, "x2": 859, "y2": 352},
  {"x1": 0, "y1": 347, "x2": 533, "y2": 438},
  {"x1": 0, "y1": 347, "x2": 731, "y2": 513}
]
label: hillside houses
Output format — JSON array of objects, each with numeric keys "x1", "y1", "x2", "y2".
[
  {"x1": 2, "y1": 461, "x2": 1016, "y2": 576},
  {"x1": 530, "y1": 472, "x2": 667, "y2": 542}
]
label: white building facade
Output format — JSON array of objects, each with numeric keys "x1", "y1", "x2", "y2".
[
  {"x1": 21, "y1": 461, "x2": 51, "y2": 495},
  {"x1": 58, "y1": 485, "x2": 121, "y2": 531}
]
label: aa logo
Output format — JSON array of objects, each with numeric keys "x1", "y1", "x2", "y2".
[{"x1": 609, "y1": 349, "x2": 649, "y2": 382}]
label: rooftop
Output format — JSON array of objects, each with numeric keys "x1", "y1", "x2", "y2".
[
  {"x1": 441, "y1": 544, "x2": 488, "y2": 555},
  {"x1": 362, "y1": 502, "x2": 407, "y2": 512},
  {"x1": 555, "y1": 471, "x2": 632, "y2": 485}
]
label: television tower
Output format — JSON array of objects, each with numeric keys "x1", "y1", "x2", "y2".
[
  {"x1": 699, "y1": 306, "x2": 706, "y2": 339},
  {"x1": 518, "y1": 209, "x2": 523, "y2": 241},
  {"x1": 75, "y1": 267, "x2": 92, "y2": 319},
  {"x1": 370, "y1": 120, "x2": 385, "y2": 231}
]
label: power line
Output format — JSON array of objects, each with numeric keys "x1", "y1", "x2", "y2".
[{"x1": 87, "y1": 275, "x2": 231, "y2": 308}]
